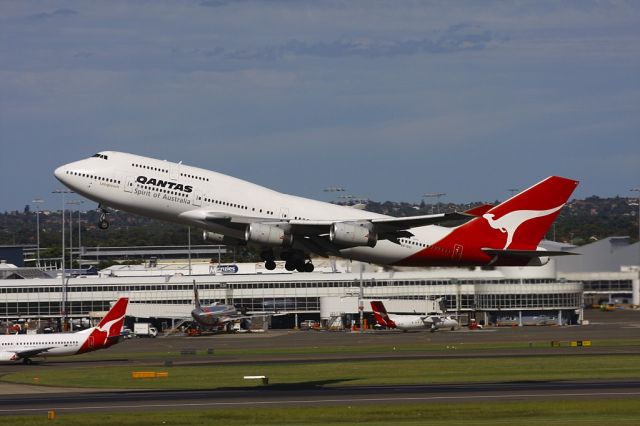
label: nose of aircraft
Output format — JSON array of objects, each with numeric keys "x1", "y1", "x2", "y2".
[{"x1": 54, "y1": 165, "x2": 67, "y2": 182}]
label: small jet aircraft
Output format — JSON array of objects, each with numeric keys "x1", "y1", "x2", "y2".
[
  {"x1": 190, "y1": 281, "x2": 277, "y2": 332},
  {"x1": 0, "y1": 298, "x2": 128, "y2": 364},
  {"x1": 370, "y1": 300, "x2": 458, "y2": 332},
  {"x1": 54, "y1": 151, "x2": 578, "y2": 271}
]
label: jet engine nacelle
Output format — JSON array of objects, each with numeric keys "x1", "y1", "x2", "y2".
[
  {"x1": 203, "y1": 231, "x2": 225, "y2": 243},
  {"x1": 245, "y1": 223, "x2": 293, "y2": 246},
  {"x1": 330, "y1": 222, "x2": 377, "y2": 248},
  {"x1": 202, "y1": 231, "x2": 240, "y2": 245},
  {"x1": 0, "y1": 351, "x2": 18, "y2": 361}
]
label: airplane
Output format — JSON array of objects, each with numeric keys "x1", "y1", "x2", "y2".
[
  {"x1": 370, "y1": 300, "x2": 458, "y2": 332},
  {"x1": 0, "y1": 298, "x2": 128, "y2": 364},
  {"x1": 190, "y1": 281, "x2": 273, "y2": 332},
  {"x1": 54, "y1": 151, "x2": 579, "y2": 272}
]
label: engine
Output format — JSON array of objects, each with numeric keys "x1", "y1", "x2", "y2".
[
  {"x1": 202, "y1": 231, "x2": 241, "y2": 245},
  {"x1": 202, "y1": 231, "x2": 226, "y2": 243},
  {"x1": 329, "y1": 222, "x2": 377, "y2": 248},
  {"x1": 0, "y1": 351, "x2": 18, "y2": 361},
  {"x1": 245, "y1": 223, "x2": 293, "y2": 246}
]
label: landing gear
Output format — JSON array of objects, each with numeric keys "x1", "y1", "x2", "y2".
[
  {"x1": 262, "y1": 249, "x2": 315, "y2": 272},
  {"x1": 261, "y1": 249, "x2": 277, "y2": 271},
  {"x1": 22, "y1": 358, "x2": 33, "y2": 365},
  {"x1": 98, "y1": 205, "x2": 110, "y2": 230}
]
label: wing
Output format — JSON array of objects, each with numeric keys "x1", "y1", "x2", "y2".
[
  {"x1": 13, "y1": 346, "x2": 55, "y2": 359},
  {"x1": 180, "y1": 208, "x2": 471, "y2": 241}
]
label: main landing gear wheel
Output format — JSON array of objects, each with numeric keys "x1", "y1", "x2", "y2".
[
  {"x1": 303, "y1": 262, "x2": 314, "y2": 273},
  {"x1": 265, "y1": 260, "x2": 276, "y2": 270},
  {"x1": 98, "y1": 206, "x2": 110, "y2": 230}
]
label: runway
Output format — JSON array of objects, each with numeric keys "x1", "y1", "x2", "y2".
[{"x1": 1, "y1": 380, "x2": 640, "y2": 415}]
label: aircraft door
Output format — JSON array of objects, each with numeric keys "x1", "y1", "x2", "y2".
[
  {"x1": 452, "y1": 244, "x2": 463, "y2": 261},
  {"x1": 87, "y1": 336, "x2": 94, "y2": 349},
  {"x1": 124, "y1": 176, "x2": 134, "y2": 193},
  {"x1": 170, "y1": 163, "x2": 180, "y2": 181},
  {"x1": 192, "y1": 191, "x2": 202, "y2": 207},
  {"x1": 279, "y1": 208, "x2": 289, "y2": 220}
]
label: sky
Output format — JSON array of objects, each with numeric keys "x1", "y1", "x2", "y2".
[{"x1": 1, "y1": 0, "x2": 639, "y2": 212}]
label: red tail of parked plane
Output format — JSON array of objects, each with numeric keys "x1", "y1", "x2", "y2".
[{"x1": 370, "y1": 301, "x2": 397, "y2": 328}]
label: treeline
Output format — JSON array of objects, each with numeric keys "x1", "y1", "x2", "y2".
[{"x1": 1, "y1": 196, "x2": 637, "y2": 254}]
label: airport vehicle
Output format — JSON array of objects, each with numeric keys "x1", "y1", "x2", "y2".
[
  {"x1": 190, "y1": 281, "x2": 271, "y2": 331},
  {"x1": 370, "y1": 300, "x2": 458, "y2": 332},
  {"x1": 0, "y1": 298, "x2": 128, "y2": 364},
  {"x1": 133, "y1": 322, "x2": 158, "y2": 338},
  {"x1": 54, "y1": 152, "x2": 578, "y2": 271}
]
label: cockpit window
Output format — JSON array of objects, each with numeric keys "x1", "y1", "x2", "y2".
[{"x1": 92, "y1": 153, "x2": 109, "y2": 160}]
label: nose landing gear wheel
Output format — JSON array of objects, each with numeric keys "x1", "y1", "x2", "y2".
[{"x1": 99, "y1": 219, "x2": 109, "y2": 229}]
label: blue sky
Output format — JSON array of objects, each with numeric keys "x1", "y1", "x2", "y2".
[{"x1": 1, "y1": 0, "x2": 639, "y2": 211}]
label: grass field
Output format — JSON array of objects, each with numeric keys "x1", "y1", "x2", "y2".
[
  {"x1": 40, "y1": 337, "x2": 640, "y2": 363},
  {"x1": 5, "y1": 399, "x2": 640, "y2": 425},
  {"x1": 3, "y1": 354, "x2": 640, "y2": 390}
]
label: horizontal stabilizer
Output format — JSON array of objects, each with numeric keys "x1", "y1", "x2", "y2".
[
  {"x1": 464, "y1": 204, "x2": 494, "y2": 216},
  {"x1": 482, "y1": 248, "x2": 578, "y2": 258}
]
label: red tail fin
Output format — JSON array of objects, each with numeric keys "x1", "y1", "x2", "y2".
[
  {"x1": 370, "y1": 301, "x2": 396, "y2": 328},
  {"x1": 467, "y1": 176, "x2": 579, "y2": 250},
  {"x1": 78, "y1": 298, "x2": 128, "y2": 354},
  {"x1": 97, "y1": 297, "x2": 129, "y2": 337},
  {"x1": 398, "y1": 176, "x2": 579, "y2": 267}
]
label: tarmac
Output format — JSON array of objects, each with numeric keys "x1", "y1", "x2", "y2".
[{"x1": 0, "y1": 308, "x2": 639, "y2": 414}]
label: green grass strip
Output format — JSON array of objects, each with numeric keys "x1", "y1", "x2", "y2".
[
  {"x1": 4, "y1": 355, "x2": 640, "y2": 390},
  {"x1": 4, "y1": 399, "x2": 640, "y2": 425}
]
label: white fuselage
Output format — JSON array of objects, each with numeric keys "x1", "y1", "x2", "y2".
[
  {"x1": 0, "y1": 329, "x2": 90, "y2": 361},
  {"x1": 54, "y1": 151, "x2": 451, "y2": 265},
  {"x1": 387, "y1": 314, "x2": 459, "y2": 331}
]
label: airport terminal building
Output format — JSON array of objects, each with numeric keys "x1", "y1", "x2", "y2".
[
  {"x1": 0, "y1": 257, "x2": 584, "y2": 329},
  {"x1": 1, "y1": 237, "x2": 638, "y2": 331}
]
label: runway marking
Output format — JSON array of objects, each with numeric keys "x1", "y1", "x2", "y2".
[{"x1": 3, "y1": 391, "x2": 640, "y2": 414}]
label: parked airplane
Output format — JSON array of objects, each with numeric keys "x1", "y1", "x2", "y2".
[
  {"x1": 370, "y1": 300, "x2": 458, "y2": 332},
  {"x1": 54, "y1": 151, "x2": 578, "y2": 271},
  {"x1": 0, "y1": 298, "x2": 128, "y2": 364},
  {"x1": 190, "y1": 281, "x2": 272, "y2": 332}
]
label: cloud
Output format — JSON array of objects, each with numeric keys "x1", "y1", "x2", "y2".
[
  {"x1": 28, "y1": 8, "x2": 78, "y2": 21},
  {"x1": 179, "y1": 25, "x2": 494, "y2": 62}
]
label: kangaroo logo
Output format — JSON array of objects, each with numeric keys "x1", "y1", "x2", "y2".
[
  {"x1": 90, "y1": 314, "x2": 125, "y2": 346},
  {"x1": 96, "y1": 314, "x2": 125, "y2": 336},
  {"x1": 482, "y1": 204, "x2": 564, "y2": 249}
]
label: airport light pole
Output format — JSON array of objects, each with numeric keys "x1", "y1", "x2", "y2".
[
  {"x1": 507, "y1": 188, "x2": 520, "y2": 198},
  {"x1": 31, "y1": 198, "x2": 43, "y2": 267},
  {"x1": 423, "y1": 192, "x2": 446, "y2": 214},
  {"x1": 188, "y1": 226, "x2": 192, "y2": 276},
  {"x1": 323, "y1": 186, "x2": 346, "y2": 203},
  {"x1": 77, "y1": 207, "x2": 83, "y2": 268},
  {"x1": 52, "y1": 189, "x2": 74, "y2": 330},
  {"x1": 66, "y1": 200, "x2": 83, "y2": 271}
]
